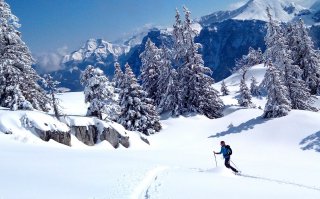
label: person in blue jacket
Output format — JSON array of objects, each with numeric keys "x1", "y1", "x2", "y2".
[{"x1": 214, "y1": 141, "x2": 238, "y2": 173}]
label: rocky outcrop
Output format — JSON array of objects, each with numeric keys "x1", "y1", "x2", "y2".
[
  {"x1": 34, "y1": 128, "x2": 71, "y2": 146},
  {"x1": 71, "y1": 125, "x2": 98, "y2": 146},
  {"x1": 100, "y1": 127, "x2": 130, "y2": 148},
  {"x1": 70, "y1": 124, "x2": 130, "y2": 148}
]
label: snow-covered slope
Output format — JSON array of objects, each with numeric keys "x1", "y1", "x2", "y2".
[
  {"x1": 200, "y1": 0, "x2": 308, "y2": 25},
  {"x1": 1, "y1": 65, "x2": 320, "y2": 198}
]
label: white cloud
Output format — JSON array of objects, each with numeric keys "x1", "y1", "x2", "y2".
[
  {"x1": 228, "y1": 1, "x2": 247, "y2": 10},
  {"x1": 34, "y1": 46, "x2": 69, "y2": 73}
]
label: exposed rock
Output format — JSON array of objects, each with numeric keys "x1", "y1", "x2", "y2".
[
  {"x1": 100, "y1": 127, "x2": 130, "y2": 148},
  {"x1": 4, "y1": 130, "x2": 12, "y2": 135},
  {"x1": 34, "y1": 128, "x2": 71, "y2": 146},
  {"x1": 140, "y1": 136, "x2": 150, "y2": 145},
  {"x1": 71, "y1": 125, "x2": 98, "y2": 146}
]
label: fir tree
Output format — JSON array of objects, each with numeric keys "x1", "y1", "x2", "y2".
[
  {"x1": 113, "y1": 62, "x2": 123, "y2": 88},
  {"x1": 263, "y1": 61, "x2": 291, "y2": 118},
  {"x1": 157, "y1": 46, "x2": 180, "y2": 115},
  {"x1": 220, "y1": 80, "x2": 230, "y2": 96},
  {"x1": 80, "y1": 65, "x2": 119, "y2": 120},
  {"x1": 250, "y1": 76, "x2": 261, "y2": 96},
  {"x1": 265, "y1": 8, "x2": 316, "y2": 111},
  {"x1": 0, "y1": 0, "x2": 50, "y2": 111},
  {"x1": 172, "y1": 7, "x2": 224, "y2": 118},
  {"x1": 238, "y1": 78, "x2": 254, "y2": 107},
  {"x1": 112, "y1": 62, "x2": 124, "y2": 93},
  {"x1": 235, "y1": 47, "x2": 263, "y2": 73},
  {"x1": 287, "y1": 19, "x2": 320, "y2": 95},
  {"x1": 43, "y1": 74, "x2": 62, "y2": 120},
  {"x1": 172, "y1": 8, "x2": 185, "y2": 66},
  {"x1": 139, "y1": 38, "x2": 162, "y2": 104},
  {"x1": 117, "y1": 63, "x2": 161, "y2": 135}
]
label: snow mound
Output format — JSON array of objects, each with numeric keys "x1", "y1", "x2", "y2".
[{"x1": 0, "y1": 108, "x2": 69, "y2": 145}]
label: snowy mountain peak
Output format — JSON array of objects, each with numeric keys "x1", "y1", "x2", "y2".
[
  {"x1": 62, "y1": 38, "x2": 129, "y2": 64},
  {"x1": 200, "y1": 0, "x2": 308, "y2": 25}
]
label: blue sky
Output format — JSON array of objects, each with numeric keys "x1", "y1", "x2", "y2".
[{"x1": 7, "y1": 0, "x2": 243, "y2": 54}]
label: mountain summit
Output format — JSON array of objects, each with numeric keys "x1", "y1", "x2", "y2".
[
  {"x1": 62, "y1": 38, "x2": 128, "y2": 65},
  {"x1": 200, "y1": 0, "x2": 308, "y2": 25}
]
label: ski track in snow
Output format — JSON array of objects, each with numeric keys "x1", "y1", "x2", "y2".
[
  {"x1": 132, "y1": 166, "x2": 320, "y2": 199},
  {"x1": 238, "y1": 173, "x2": 320, "y2": 192},
  {"x1": 189, "y1": 167, "x2": 320, "y2": 192},
  {"x1": 131, "y1": 166, "x2": 169, "y2": 199}
]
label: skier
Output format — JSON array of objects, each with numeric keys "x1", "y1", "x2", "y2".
[{"x1": 213, "y1": 141, "x2": 239, "y2": 173}]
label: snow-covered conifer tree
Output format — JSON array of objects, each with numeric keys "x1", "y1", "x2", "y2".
[
  {"x1": 263, "y1": 61, "x2": 291, "y2": 118},
  {"x1": 139, "y1": 38, "x2": 162, "y2": 104},
  {"x1": 157, "y1": 46, "x2": 180, "y2": 115},
  {"x1": 250, "y1": 76, "x2": 260, "y2": 96},
  {"x1": 220, "y1": 80, "x2": 230, "y2": 96},
  {"x1": 43, "y1": 74, "x2": 62, "y2": 120},
  {"x1": 287, "y1": 19, "x2": 320, "y2": 95},
  {"x1": 112, "y1": 62, "x2": 124, "y2": 93},
  {"x1": 172, "y1": 9, "x2": 185, "y2": 66},
  {"x1": 238, "y1": 78, "x2": 253, "y2": 107},
  {"x1": 80, "y1": 65, "x2": 119, "y2": 120},
  {"x1": 0, "y1": 0, "x2": 50, "y2": 111},
  {"x1": 265, "y1": 9, "x2": 316, "y2": 111},
  {"x1": 117, "y1": 63, "x2": 161, "y2": 135},
  {"x1": 172, "y1": 7, "x2": 224, "y2": 118},
  {"x1": 235, "y1": 47, "x2": 263, "y2": 74},
  {"x1": 113, "y1": 62, "x2": 123, "y2": 88}
]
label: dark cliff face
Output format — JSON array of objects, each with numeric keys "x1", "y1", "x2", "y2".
[
  {"x1": 196, "y1": 19, "x2": 267, "y2": 81},
  {"x1": 309, "y1": 25, "x2": 320, "y2": 49}
]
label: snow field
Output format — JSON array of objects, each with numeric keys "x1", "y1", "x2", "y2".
[{"x1": 0, "y1": 65, "x2": 320, "y2": 198}]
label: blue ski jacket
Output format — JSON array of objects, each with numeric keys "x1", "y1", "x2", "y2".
[{"x1": 218, "y1": 146, "x2": 229, "y2": 159}]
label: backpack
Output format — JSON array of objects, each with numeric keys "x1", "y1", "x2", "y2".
[{"x1": 225, "y1": 145, "x2": 232, "y2": 155}]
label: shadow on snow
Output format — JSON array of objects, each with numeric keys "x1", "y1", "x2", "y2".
[
  {"x1": 208, "y1": 116, "x2": 267, "y2": 138},
  {"x1": 300, "y1": 131, "x2": 320, "y2": 152}
]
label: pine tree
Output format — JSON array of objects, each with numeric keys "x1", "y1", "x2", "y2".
[
  {"x1": 220, "y1": 80, "x2": 230, "y2": 96},
  {"x1": 263, "y1": 61, "x2": 291, "y2": 118},
  {"x1": 235, "y1": 47, "x2": 263, "y2": 73},
  {"x1": 172, "y1": 7, "x2": 224, "y2": 118},
  {"x1": 80, "y1": 65, "x2": 119, "y2": 120},
  {"x1": 172, "y1": 9, "x2": 185, "y2": 66},
  {"x1": 0, "y1": 0, "x2": 50, "y2": 111},
  {"x1": 265, "y1": 8, "x2": 316, "y2": 111},
  {"x1": 112, "y1": 62, "x2": 124, "y2": 93},
  {"x1": 250, "y1": 76, "x2": 260, "y2": 96},
  {"x1": 43, "y1": 74, "x2": 62, "y2": 120},
  {"x1": 113, "y1": 62, "x2": 123, "y2": 88},
  {"x1": 287, "y1": 19, "x2": 320, "y2": 95},
  {"x1": 238, "y1": 78, "x2": 254, "y2": 107},
  {"x1": 117, "y1": 63, "x2": 161, "y2": 135},
  {"x1": 139, "y1": 38, "x2": 162, "y2": 104},
  {"x1": 157, "y1": 46, "x2": 180, "y2": 115}
]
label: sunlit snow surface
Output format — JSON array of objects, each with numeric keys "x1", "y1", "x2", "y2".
[{"x1": 0, "y1": 65, "x2": 320, "y2": 199}]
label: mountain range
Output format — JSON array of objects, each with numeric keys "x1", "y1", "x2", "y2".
[{"x1": 49, "y1": 0, "x2": 320, "y2": 91}]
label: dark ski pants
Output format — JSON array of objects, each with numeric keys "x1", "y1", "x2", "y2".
[{"x1": 225, "y1": 157, "x2": 238, "y2": 172}]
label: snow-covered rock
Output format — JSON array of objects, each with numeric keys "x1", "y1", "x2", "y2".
[{"x1": 0, "y1": 106, "x2": 148, "y2": 149}]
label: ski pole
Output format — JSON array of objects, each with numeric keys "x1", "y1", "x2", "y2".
[
  {"x1": 214, "y1": 153, "x2": 217, "y2": 167},
  {"x1": 230, "y1": 160, "x2": 240, "y2": 170}
]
